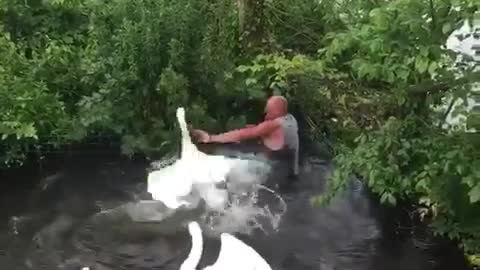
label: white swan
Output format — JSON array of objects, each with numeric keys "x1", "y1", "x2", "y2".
[
  {"x1": 180, "y1": 221, "x2": 204, "y2": 270},
  {"x1": 176, "y1": 107, "x2": 238, "y2": 184},
  {"x1": 147, "y1": 108, "x2": 248, "y2": 210},
  {"x1": 180, "y1": 221, "x2": 272, "y2": 270}
]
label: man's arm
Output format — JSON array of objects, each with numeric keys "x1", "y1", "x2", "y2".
[{"x1": 210, "y1": 120, "x2": 280, "y2": 143}]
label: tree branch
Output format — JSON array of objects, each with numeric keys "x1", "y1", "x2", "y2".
[
  {"x1": 439, "y1": 98, "x2": 456, "y2": 129},
  {"x1": 407, "y1": 71, "x2": 480, "y2": 96}
]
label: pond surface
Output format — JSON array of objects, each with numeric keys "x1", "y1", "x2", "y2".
[{"x1": 0, "y1": 148, "x2": 472, "y2": 270}]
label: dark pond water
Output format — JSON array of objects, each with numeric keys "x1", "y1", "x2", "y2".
[{"x1": 0, "y1": 146, "x2": 473, "y2": 270}]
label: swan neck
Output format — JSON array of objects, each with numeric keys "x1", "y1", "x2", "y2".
[
  {"x1": 177, "y1": 108, "x2": 196, "y2": 158},
  {"x1": 180, "y1": 222, "x2": 203, "y2": 270}
]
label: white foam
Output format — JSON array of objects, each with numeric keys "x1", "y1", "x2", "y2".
[{"x1": 204, "y1": 184, "x2": 287, "y2": 235}]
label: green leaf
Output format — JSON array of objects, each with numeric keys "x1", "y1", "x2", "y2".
[
  {"x1": 21, "y1": 124, "x2": 38, "y2": 139},
  {"x1": 428, "y1": 62, "x2": 438, "y2": 76},
  {"x1": 387, "y1": 193, "x2": 397, "y2": 206},
  {"x1": 236, "y1": 65, "x2": 250, "y2": 73},
  {"x1": 380, "y1": 192, "x2": 397, "y2": 205},
  {"x1": 63, "y1": 36, "x2": 74, "y2": 44},
  {"x1": 250, "y1": 64, "x2": 263, "y2": 73},
  {"x1": 468, "y1": 184, "x2": 480, "y2": 203},
  {"x1": 380, "y1": 192, "x2": 388, "y2": 203},
  {"x1": 456, "y1": 164, "x2": 464, "y2": 175},
  {"x1": 369, "y1": 8, "x2": 381, "y2": 19},
  {"x1": 420, "y1": 47, "x2": 429, "y2": 57},
  {"x1": 415, "y1": 57, "x2": 429, "y2": 74},
  {"x1": 415, "y1": 179, "x2": 428, "y2": 191},
  {"x1": 462, "y1": 176, "x2": 475, "y2": 187},
  {"x1": 245, "y1": 78, "x2": 257, "y2": 86},
  {"x1": 442, "y1": 22, "x2": 452, "y2": 34}
]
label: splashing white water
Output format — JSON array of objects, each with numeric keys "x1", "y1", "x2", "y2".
[
  {"x1": 144, "y1": 107, "x2": 286, "y2": 235},
  {"x1": 203, "y1": 184, "x2": 286, "y2": 235}
]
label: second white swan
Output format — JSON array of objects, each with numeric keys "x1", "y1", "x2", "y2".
[{"x1": 180, "y1": 221, "x2": 272, "y2": 270}]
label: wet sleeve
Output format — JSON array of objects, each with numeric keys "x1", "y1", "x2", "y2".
[{"x1": 210, "y1": 120, "x2": 280, "y2": 143}]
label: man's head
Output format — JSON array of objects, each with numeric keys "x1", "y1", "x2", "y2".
[{"x1": 264, "y1": 95, "x2": 288, "y2": 120}]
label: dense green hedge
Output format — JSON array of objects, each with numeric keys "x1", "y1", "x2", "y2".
[{"x1": 1, "y1": 0, "x2": 479, "y2": 262}]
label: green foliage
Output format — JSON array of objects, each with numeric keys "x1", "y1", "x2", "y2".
[
  {"x1": 75, "y1": 0, "x2": 246, "y2": 155},
  {"x1": 265, "y1": 0, "x2": 333, "y2": 53},
  {"x1": 1, "y1": 0, "x2": 244, "y2": 159},
  {"x1": 0, "y1": 30, "x2": 72, "y2": 164},
  {"x1": 231, "y1": 0, "x2": 480, "y2": 258},
  {"x1": 323, "y1": 117, "x2": 479, "y2": 241},
  {"x1": 304, "y1": 0, "x2": 480, "y2": 257}
]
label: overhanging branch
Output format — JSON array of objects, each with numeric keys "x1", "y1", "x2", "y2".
[{"x1": 407, "y1": 71, "x2": 480, "y2": 96}]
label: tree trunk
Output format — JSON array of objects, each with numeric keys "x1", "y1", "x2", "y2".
[{"x1": 236, "y1": 0, "x2": 272, "y2": 54}]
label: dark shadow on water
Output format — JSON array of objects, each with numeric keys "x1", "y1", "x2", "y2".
[{"x1": 0, "y1": 144, "x2": 473, "y2": 270}]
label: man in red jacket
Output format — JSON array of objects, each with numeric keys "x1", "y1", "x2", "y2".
[{"x1": 192, "y1": 95, "x2": 299, "y2": 178}]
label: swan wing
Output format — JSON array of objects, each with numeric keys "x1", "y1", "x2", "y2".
[
  {"x1": 147, "y1": 164, "x2": 194, "y2": 209},
  {"x1": 196, "y1": 156, "x2": 246, "y2": 184},
  {"x1": 223, "y1": 234, "x2": 272, "y2": 270}
]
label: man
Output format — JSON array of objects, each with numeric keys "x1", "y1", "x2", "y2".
[{"x1": 192, "y1": 95, "x2": 300, "y2": 178}]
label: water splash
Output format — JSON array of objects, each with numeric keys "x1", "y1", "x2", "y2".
[
  {"x1": 202, "y1": 184, "x2": 287, "y2": 236},
  {"x1": 9, "y1": 216, "x2": 21, "y2": 235},
  {"x1": 142, "y1": 156, "x2": 287, "y2": 236},
  {"x1": 142, "y1": 107, "x2": 287, "y2": 235}
]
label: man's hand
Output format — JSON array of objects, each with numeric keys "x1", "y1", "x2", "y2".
[{"x1": 191, "y1": 129, "x2": 211, "y2": 143}]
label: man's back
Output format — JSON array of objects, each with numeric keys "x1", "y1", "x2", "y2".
[{"x1": 280, "y1": 113, "x2": 299, "y2": 176}]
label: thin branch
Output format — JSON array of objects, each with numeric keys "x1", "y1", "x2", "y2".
[
  {"x1": 439, "y1": 97, "x2": 456, "y2": 129},
  {"x1": 429, "y1": 0, "x2": 436, "y2": 35}
]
